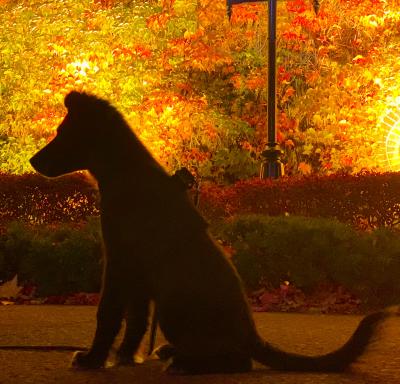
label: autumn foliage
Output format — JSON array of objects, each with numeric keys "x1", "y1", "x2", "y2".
[{"x1": 1, "y1": 0, "x2": 400, "y2": 180}]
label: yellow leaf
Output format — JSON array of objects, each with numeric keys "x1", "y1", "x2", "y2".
[{"x1": 302, "y1": 143, "x2": 313, "y2": 155}]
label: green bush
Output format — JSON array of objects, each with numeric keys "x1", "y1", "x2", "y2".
[
  {"x1": 2, "y1": 215, "x2": 400, "y2": 307},
  {"x1": 1, "y1": 219, "x2": 102, "y2": 296},
  {"x1": 216, "y1": 215, "x2": 400, "y2": 307}
]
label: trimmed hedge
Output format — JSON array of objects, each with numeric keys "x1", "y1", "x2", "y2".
[
  {"x1": 1, "y1": 172, "x2": 400, "y2": 230},
  {"x1": 216, "y1": 215, "x2": 400, "y2": 307},
  {"x1": 199, "y1": 172, "x2": 400, "y2": 229},
  {"x1": 0, "y1": 173, "x2": 99, "y2": 227},
  {"x1": 0, "y1": 220, "x2": 102, "y2": 296},
  {"x1": 1, "y1": 216, "x2": 400, "y2": 307}
]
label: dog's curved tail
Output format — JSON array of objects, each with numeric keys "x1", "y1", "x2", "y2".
[{"x1": 251, "y1": 311, "x2": 387, "y2": 372}]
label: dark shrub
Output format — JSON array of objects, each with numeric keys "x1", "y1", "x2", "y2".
[
  {"x1": 215, "y1": 215, "x2": 400, "y2": 307},
  {"x1": 2, "y1": 219, "x2": 102, "y2": 296},
  {"x1": 1, "y1": 215, "x2": 399, "y2": 307}
]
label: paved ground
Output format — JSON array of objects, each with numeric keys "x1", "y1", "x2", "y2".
[{"x1": 0, "y1": 306, "x2": 399, "y2": 384}]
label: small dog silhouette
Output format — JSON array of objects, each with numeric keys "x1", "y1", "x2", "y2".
[{"x1": 30, "y1": 91, "x2": 388, "y2": 373}]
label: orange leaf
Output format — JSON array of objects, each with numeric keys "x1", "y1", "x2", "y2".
[{"x1": 298, "y1": 162, "x2": 312, "y2": 175}]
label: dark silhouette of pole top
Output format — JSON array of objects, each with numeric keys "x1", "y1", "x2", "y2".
[{"x1": 226, "y1": 0, "x2": 319, "y2": 19}]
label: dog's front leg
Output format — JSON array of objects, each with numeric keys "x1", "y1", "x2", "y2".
[{"x1": 72, "y1": 267, "x2": 126, "y2": 369}]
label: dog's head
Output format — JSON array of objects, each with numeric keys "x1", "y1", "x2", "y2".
[{"x1": 30, "y1": 91, "x2": 108, "y2": 177}]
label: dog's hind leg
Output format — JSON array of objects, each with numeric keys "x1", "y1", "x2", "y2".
[{"x1": 116, "y1": 293, "x2": 150, "y2": 365}]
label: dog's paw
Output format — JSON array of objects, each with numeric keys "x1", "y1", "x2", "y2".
[
  {"x1": 71, "y1": 351, "x2": 105, "y2": 369},
  {"x1": 154, "y1": 344, "x2": 176, "y2": 361},
  {"x1": 115, "y1": 354, "x2": 143, "y2": 366}
]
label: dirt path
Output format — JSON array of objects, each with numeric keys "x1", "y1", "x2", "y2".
[{"x1": 0, "y1": 306, "x2": 398, "y2": 384}]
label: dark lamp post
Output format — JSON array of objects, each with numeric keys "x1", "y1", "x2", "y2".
[{"x1": 226, "y1": 0, "x2": 319, "y2": 179}]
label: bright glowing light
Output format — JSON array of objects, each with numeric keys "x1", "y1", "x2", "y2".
[
  {"x1": 63, "y1": 60, "x2": 99, "y2": 77},
  {"x1": 382, "y1": 107, "x2": 400, "y2": 171}
]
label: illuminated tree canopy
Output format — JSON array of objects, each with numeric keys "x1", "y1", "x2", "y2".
[{"x1": 1, "y1": 0, "x2": 400, "y2": 180}]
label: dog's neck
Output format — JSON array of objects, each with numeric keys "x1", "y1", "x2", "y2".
[{"x1": 91, "y1": 158, "x2": 169, "y2": 205}]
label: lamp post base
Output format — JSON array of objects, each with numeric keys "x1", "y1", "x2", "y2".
[{"x1": 260, "y1": 145, "x2": 284, "y2": 179}]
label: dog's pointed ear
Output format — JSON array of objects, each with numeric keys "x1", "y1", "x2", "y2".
[{"x1": 64, "y1": 91, "x2": 83, "y2": 111}]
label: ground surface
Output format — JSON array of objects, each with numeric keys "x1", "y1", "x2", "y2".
[{"x1": 0, "y1": 306, "x2": 399, "y2": 384}]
